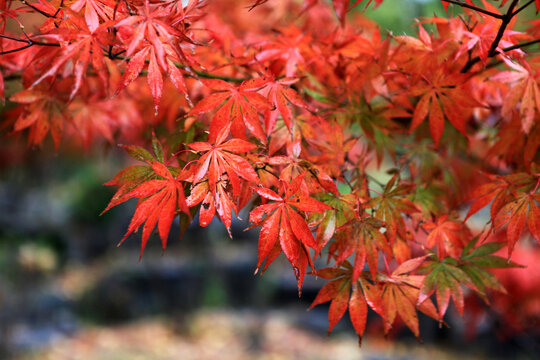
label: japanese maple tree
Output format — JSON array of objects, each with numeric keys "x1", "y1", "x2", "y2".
[{"x1": 1, "y1": 0, "x2": 540, "y2": 344}]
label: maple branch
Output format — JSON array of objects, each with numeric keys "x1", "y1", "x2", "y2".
[
  {"x1": 465, "y1": 39, "x2": 540, "y2": 74},
  {"x1": 114, "y1": 54, "x2": 247, "y2": 82},
  {"x1": 501, "y1": 38, "x2": 540, "y2": 53},
  {"x1": 53, "y1": 0, "x2": 64, "y2": 18},
  {"x1": 3, "y1": 51, "x2": 247, "y2": 84},
  {"x1": 0, "y1": 34, "x2": 60, "y2": 55},
  {"x1": 487, "y1": 0, "x2": 519, "y2": 58},
  {"x1": 441, "y1": 0, "x2": 503, "y2": 19},
  {"x1": 512, "y1": 0, "x2": 535, "y2": 16},
  {"x1": 20, "y1": 0, "x2": 57, "y2": 18},
  {"x1": 193, "y1": 69, "x2": 246, "y2": 83},
  {"x1": 461, "y1": 0, "x2": 520, "y2": 73},
  {"x1": 0, "y1": 44, "x2": 33, "y2": 55},
  {"x1": 123, "y1": 0, "x2": 137, "y2": 16}
]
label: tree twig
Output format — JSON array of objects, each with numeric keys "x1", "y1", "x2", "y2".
[
  {"x1": 20, "y1": 0, "x2": 57, "y2": 18},
  {"x1": 460, "y1": 0, "x2": 521, "y2": 73},
  {"x1": 0, "y1": 34, "x2": 60, "y2": 55},
  {"x1": 53, "y1": 0, "x2": 65, "y2": 18},
  {"x1": 512, "y1": 0, "x2": 535, "y2": 17},
  {"x1": 442, "y1": 0, "x2": 503, "y2": 19},
  {"x1": 502, "y1": 38, "x2": 540, "y2": 53},
  {"x1": 487, "y1": 0, "x2": 519, "y2": 57}
]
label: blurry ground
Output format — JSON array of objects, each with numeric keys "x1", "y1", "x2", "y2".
[{"x1": 18, "y1": 310, "x2": 482, "y2": 360}]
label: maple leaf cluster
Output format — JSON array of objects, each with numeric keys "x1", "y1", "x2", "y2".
[{"x1": 1, "y1": 0, "x2": 540, "y2": 343}]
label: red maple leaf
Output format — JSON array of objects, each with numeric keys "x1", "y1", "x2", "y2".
[
  {"x1": 10, "y1": 88, "x2": 65, "y2": 149},
  {"x1": 103, "y1": 138, "x2": 190, "y2": 258},
  {"x1": 309, "y1": 262, "x2": 384, "y2": 343},
  {"x1": 185, "y1": 177, "x2": 238, "y2": 235},
  {"x1": 331, "y1": 211, "x2": 391, "y2": 282},
  {"x1": 254, "y1": 26, "x2": 310, "y2": 78},
  {"x1": 109, "y1": 161, "x2": 190, "y2": 258},
  {"x1": 30, "y1": 10, "x2": 112, "y2": 100},
  {"x1": 423, "y1": 215, "x2": 471, "y2": 259},
  {"x1": 409, "y1": 64, "x2": 478, "y2": 146},
  {"x1": 249, "y1": 172, "x2": 331, "y2": 290},
  {"x1": 490, "y1": 57, "x2": 540, "y2": 134},
  {"x1": 182, "y1": 123, "x2": 261, "y2": 234},
  {"x1": 466, "y1": 173, "x2": 539, "y2": 256},
  {"x1": 188, "y1": 78, "x2": 271, "y2": 144},
  {"x1": 70, "y1": 0, "x2": 117, "y2": 32},
  {"x1": 376, "y1": 258, "x2": 439, "y2": 339},
  {"x1": 186, "y1": 122, "x2": 260, "y2": 193},
  {"x1": 258, "y1": 75, "x2": 307, "y2": 134},
  {"x1": 495, "y1": 192, "x2": 540, "y2": 256},
  {"x1": 115, "y1": 0, "x2": 195, "y2": 111},
  {"x1": 366, "y1": 174, "x2": 419, "y2": 243}
]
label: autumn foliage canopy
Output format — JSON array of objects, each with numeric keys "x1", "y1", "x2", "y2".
[{"x1": 1, "y1": 0, "x2": 540, "y2": 343}]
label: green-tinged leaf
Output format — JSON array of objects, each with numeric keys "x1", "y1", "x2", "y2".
[
  {"x1": 461, "y1": 236, "x2": 480, "y2": 258},
  {"x1": 366, "y1": 175, "x2": 418, "y2": 242},
  {"x1": 418, "y1": 261, "x2": 469, "y2": 318},
  {"x1": 314, "y1": 266, "x2": 349, "y2": 279},
  {"x1": 464, "y1": 242, "x2": 506, "y2": 259},
  {"x1": 104, "y1": 165, "x2": 153, "y2": 187},
  {"x1": 122, "y1": 145, "x2": 155, "y2": 163},
  {"x1": 152, "y1": 132, "x2": 165, "y2": 163},
  {"x1": 468, "y1": 256, "x2": 523, "y2": 269},
  {"x1": 459, "y1": 264, "x2": 507, "y2": 304}
]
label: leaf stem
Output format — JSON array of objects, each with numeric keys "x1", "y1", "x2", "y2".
[
  {"x1": 53, "y1": 0, "x2": 64, "y2": 18},
  {"x1": 460, "y1": 0, "x2": 521, "y2": 73},
  {"x1": 20, "y1": 0, "x2": 57, "y2": 18},
  {"x1": 115, "y1": 55, "x2": 247, "y2": 83},
  {"x1": 512, "y1": 0, "x2": 535, "y2": 17},
  {"x1": 501, "y1": 38, "x2": 540, "y2": 53},
  {"x1": 0, "y1": 34, "x2": 60, "y2": 55},
  {"x1": 487, "y1": 0, "x2": 519, "y2": 58},
  {"x1": 441, "y1": 0, "x2": 503, "y2": 19}
]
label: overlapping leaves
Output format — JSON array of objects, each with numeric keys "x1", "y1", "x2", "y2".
[
  {"x1": 249, "y1": 172, "x2": 331, "y2": 290},
  {"x1": 103, "y1": 135, "x2": 190, "y2": 258}
]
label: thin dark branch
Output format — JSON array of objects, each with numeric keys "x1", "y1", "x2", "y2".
[
  {"x1": 112, "y1": 50, "x2": 126, "y2": 58},
  {"x1": 193, "y1": 68, "x2": 246, "y2": 83},
  {"x1": 0, "y1": 34, "x2": 28, "y2": 43},
  {"x1": 123, "y1": 0, "x2": 136, "y2": 15},
  {"x1": 0, "y1": 34, "x2": 60, "y2": 55},
  {"x1": 32, "y1": 41, "x2": 59, "y2": 47},
  {"x1": 487, "y1": 0, "x2": 519, "y2": 57},
  {"x1": 502, "y1": 38, "x2": 540, "y2": 52},
  {"x1": 512, "y1": 0, "x2": 535, "y2": 16},
  {"x1": 0, "y1": 44, "x2": 33, "y2": 55},
  {"x1": 460, "y1": 0, "x2": 520, "y2": 72},
  {"x1": 3, "y1": 50, "x2": 247, "y2": 83},
  {"x1": 115, "y1": 54, "x2": 247, "y2": 82},
  {"x1": 53, "y1": 0, "x2": 64, "y2": 18},
  {"x1": 0, "y1": 34, "x2": 60, "y2": 47},
  {"x1": 20, "y1": 0, "x2": 56, "y2": 18},
  {"x1": 442, "y1": 0, "x2": 504, "y2": 19}
]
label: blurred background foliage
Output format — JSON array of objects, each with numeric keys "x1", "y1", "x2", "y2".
[
  {"x1": 364, "y1": 0, "x2": 537, "y2": 34},
  {"x1": 0, "y1": 0, "x2": 539, "y2": 359}
]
